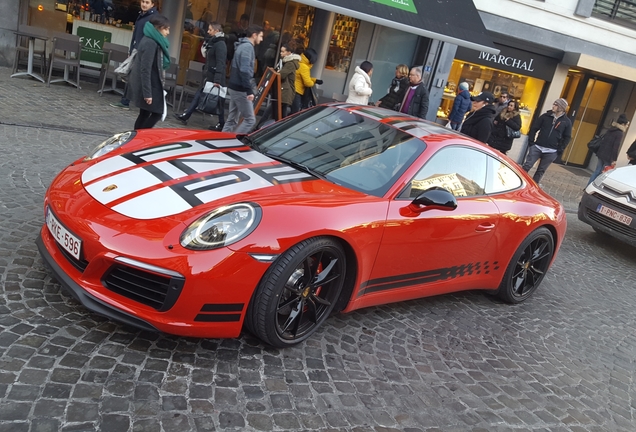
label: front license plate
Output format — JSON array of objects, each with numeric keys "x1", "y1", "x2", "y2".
[
  {"x1": 46, "y1": 207, "x2": 82, "y2": 260},
  {"x1": 596, "y1": 204, "x2": 633, "y2": 226}
]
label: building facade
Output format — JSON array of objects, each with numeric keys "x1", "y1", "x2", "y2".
[{"x1": 3, "y1": 0, "x2": 636, "y2": 169}]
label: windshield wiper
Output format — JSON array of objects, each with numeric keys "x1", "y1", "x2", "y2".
[
  {"x1": 238, "y1": 134, "x2": 258, "y2": 150},
  {"x1": 263, "y1": 152, "x2": 326, "y2": 180}
]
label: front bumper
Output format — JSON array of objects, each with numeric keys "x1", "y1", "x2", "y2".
[
  {"x1": 37, "y1": 233, "x2": 160, "y2": 333},
  {"x1": 578, "y1": 191, "x2": 636, "y2": 247}
]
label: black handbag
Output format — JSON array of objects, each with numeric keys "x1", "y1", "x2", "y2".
[
  {"x1": 506, "y1": 125, "x2": 521, "y2": 139},
  {"x1": 197, "y1": 85, "x2": 220, "y2": 115},
  {"x1": 587, "y1": 134, "x2": 604, "y2": 153}
]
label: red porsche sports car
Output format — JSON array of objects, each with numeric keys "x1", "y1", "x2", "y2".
[{"x1": 37, "y1": 104, "x2": 566, "y2": 347}]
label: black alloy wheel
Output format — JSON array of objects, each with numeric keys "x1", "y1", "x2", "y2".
[
  {"x1": 245, "y1": 237, "x2": 346, "y2": 347},
  {"x1": 497, "y1": 227, "x2": 554, "y2": 304}
]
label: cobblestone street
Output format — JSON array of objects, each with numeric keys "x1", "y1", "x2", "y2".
[{"x1": 2, "y1": 67, "x2": 636, "y2": 431}]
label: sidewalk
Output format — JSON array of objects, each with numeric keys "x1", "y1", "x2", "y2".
[{"x1": 0, "y1": 66, "x2": 589, "y2": 213}]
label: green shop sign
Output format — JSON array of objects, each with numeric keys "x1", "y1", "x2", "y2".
[
  {"x1": 371, "y1": 0, "x2": 417, "y2": 14},
  {"x1": 77, "y1": 27, "x2": 112, "y2": 63}
]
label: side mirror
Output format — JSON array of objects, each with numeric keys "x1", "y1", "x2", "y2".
[{"x1": 401, "y1": 186, "x2": 458, "y2": 216}]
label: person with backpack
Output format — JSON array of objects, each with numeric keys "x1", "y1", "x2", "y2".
[{"x1": 587, "y1": 113, "x2": 629, "y2": 185}]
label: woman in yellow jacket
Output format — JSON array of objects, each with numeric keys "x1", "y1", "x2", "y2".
[{"x1": 291, "y1": 48, "x2": 322, "y2": 114}]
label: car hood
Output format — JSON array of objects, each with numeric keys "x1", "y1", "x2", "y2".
[
  {"x1": 601, "y1": 165, "x2": 636, "y2": 194},
  {"x1": 80, "y1": 137, "x2": 363, "y2": 220}
]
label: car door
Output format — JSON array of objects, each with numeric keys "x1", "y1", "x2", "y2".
[{"x1": 361, "y1": 146, "x2": 502, "y2": 302}]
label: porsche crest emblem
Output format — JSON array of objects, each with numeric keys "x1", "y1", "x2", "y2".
[{"x1": 103, "y1": 184, "x2": 118, "y2": 192}]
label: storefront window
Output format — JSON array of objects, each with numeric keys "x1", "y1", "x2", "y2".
[
  {"x1": 438, "y1": 60, "x2": 545, "y2": 134},
  {"x1": 325, "y1": 14, "x2": 360, "y2": 74}
]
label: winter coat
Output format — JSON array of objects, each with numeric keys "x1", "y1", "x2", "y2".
[
  {"x1": 129, "y1": 7, "x2": 157, "y2": 53},
  {"x1": 528, "y1": 110, "x2": 573, "y2": 153},
  {"x1": 125, "y1": 36, "x2": 165, "y2": 114},
  {"x1": 597, "y1": 123, "x2": 627, "y2": 163},
  {"x1": 279, "y1": 54, "x2": 300, "y2": 106},
  {"x1": 204, "y1": 35, "x2": 227, "y2": 86},
  {"x1": 294, "y1": 54, "x2": 316, "y2": 95},
  {"x1": 402, "y1": 82, "x2": 429, "y2": 119},
  {"x1": 627, "y1": 140, "x2": 636, "y2": 165},
  {"x1": 228, "y1": 38, "x2": 256, "y2": 95},
  {"x1": 378, "y1": 76, "x2": 409, "y2": 110},
  {"x1": 346, "y1": 66, "x2": 373, "y2": 105},
  {"x1": 487, "y1": 109, "x2": 522, "y2": 154},
  {"x1": 448, "y1": 89, "x2": 472, "y2": 123},
  {"x1": 460, "y1": 104, "x2": 497, "y2": 143}
]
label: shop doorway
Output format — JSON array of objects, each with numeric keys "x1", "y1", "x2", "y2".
[{"x1": 560, "y1": 71, "x2": 614, "y2": 166}]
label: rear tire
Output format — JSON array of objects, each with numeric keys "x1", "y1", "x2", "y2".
[
  {"x1": 497, "y1": 227, "x2": 554, "y2": 304},
  {"x1": 245, "y1": 237, "x2": 346, "y2": 347}
]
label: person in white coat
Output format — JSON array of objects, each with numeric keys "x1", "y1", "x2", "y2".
[{"x1": 346, "y1": 61, "x2": 373, "y2": 105}]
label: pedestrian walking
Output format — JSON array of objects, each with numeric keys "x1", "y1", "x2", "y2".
[
  {"x1": 487, "y1": 99, "x2": 522, "y2": 155},
  {"x1": 173, "y1": 21, "x2": 227, "y2": 130},
  {"x1": 291, "y1": 48, "x2": 322, "y2": 114},
  {"x1": 375, "y1": 64, "x2": 409, "y2": 111},
  {"x1": 460, "y1": 91, "x2": 496, "y2": 143},
  {"x1": 521, "y1": 98, "x2": 572, "y2": 184},
  {"x1": 587, "y1": 113, "x2": 629, "y2": 185},
  {"x1": 125, "y1": 15, "x2": 171, "y2": 130},
  {"x1": 110, "y1": 0, "x2": 157, "y2": 110},
  {"x1": 222, "y1": 25, "x2": 263, "y2": 134},
  {"x1": 346, "y1": 61, "x2": 373, "y2": 105},
  {"x1": 447, "y1": 82, "x2": 471, "y2": 130},
  {"x1": 400, "y1": 66, "x2": 429, "y2": 119}
]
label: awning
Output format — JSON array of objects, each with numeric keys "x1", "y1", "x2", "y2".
[{"x1": 294, "y1": 0, "x2": 498, "y2": 54}]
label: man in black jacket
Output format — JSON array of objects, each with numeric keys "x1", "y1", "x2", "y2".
[
  {"x1": 460, "y1": 91, "x2": 497, "y2": 143},
  {"x1": 522, "y1": 98, "x2": 572, "y2": 183},
  {"x1": 400, "y1": 67, "x2": 429, "y2": 119}
]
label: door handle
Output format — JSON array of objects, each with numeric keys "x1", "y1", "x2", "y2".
[{"x1": 476, "y1": 223, "x2": 495, "y2": 232}]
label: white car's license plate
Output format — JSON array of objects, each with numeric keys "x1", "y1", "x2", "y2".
[
  {"x1": 596, "y1": 204, "x2": 633, "y2": 226},
  {"x1": 46, "y1": 207, "x2": 82, "y2": 260}
]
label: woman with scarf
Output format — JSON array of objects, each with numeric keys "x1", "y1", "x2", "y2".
[
  {"x1": 346, "y1": 61, "x2": 373, "y2": 105},
  {"x1": 125, "y1": 14, "x2": 171, "y2": 129},
  {"x1": 487, "y1": 99, "x2": 522, "y2": 155}
]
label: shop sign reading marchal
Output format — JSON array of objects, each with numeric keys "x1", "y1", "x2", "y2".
[{"x1": 478, "y1": 52, "x2": 534, "y2": 72}]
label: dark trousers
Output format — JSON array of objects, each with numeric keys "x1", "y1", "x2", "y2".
[
  {"x1": 522, "y1": 145, "x2": 558, "y2": 183},
  {"x1": 134, "y1": 109, "x2": 162, "y2": 129}
]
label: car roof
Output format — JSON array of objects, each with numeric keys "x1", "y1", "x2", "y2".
[{"x1": 325, "y1": 102, "x2": 459, "y2": 140}]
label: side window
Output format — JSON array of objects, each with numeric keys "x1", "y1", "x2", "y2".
[
  {"x1": 485, "y1": 157, "x2": 522, "y2": 194},
  {"x1": 401, "y1": 146, "x2": 487, "y2": 199}
]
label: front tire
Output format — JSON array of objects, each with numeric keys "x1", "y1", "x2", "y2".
[
  {"x1": 245, "y1": 237, "x2": 346, "y2": 347},
  {"x1": 497, "y1": 227, "x2": 554, "y2": 304}
]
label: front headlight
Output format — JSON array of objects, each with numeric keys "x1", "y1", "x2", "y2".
[
  {"x1": 84, "y1": 131, "x2": 135, "y2": 161},
  {"x1": 593, "y1": 169, "x2": 613, "y2": 188},
  {"x1": 180, "y1": 203, "x2": 262, "y2": 250}
]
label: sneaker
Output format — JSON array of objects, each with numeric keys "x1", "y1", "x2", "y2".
[
  {"x1": 110, "y1": 101, "x2": 130, "y2": 110},
  {"x1": 173, "y1": 113, "x2": 189, "y2": 125},
  {"x1": 208, "y1": 123, "x2": 224, "y2": 131}
]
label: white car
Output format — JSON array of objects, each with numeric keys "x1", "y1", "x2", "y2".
[{"x1": 578, "y1": 165, "x2": 636, "y2": 247}]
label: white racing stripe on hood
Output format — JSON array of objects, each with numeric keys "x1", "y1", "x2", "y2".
[
  {"x1": 82, "y1": 156, "x2": 136, "y2": 183},
  {"x1": 112, "y1": 187, "x2": 192, "y2": 219},
  {"x1": 84, "y1": 169, "x2": 162, "y2": 205}
]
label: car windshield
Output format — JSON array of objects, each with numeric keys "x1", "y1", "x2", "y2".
[{"x1": 248, "y1": 106, "x2": 424, "y2": 196}]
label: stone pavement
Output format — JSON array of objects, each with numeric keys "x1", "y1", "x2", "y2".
[
  {"x1": 0, "y1": 66, "x2": 591, "y2": 213},
  {"x1": 4, "y1": 67, "x2": 632, "y2": 432}
]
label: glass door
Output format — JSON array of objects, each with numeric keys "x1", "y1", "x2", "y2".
[{"x1": 561, "y1": 74, "x2": 613, "y2": 166}]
